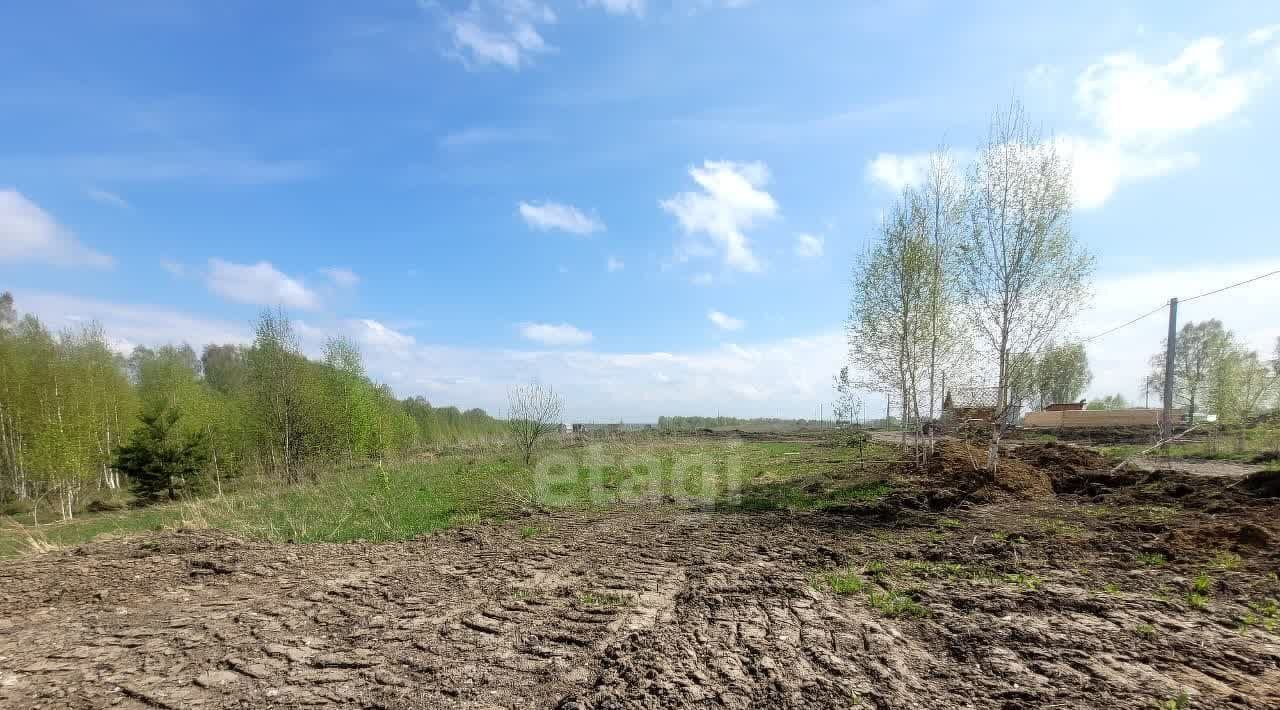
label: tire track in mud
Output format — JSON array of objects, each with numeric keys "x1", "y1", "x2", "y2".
[{"x1": 4, "y1": 506, "x2": 1280, "y2": 709}]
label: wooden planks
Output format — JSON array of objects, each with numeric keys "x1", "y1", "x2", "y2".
[{"x1": 1022, "y1": 408, "x2": 1184, "y2": 429}]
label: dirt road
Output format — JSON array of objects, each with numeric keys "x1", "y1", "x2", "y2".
[{"x1": 3, "y1": 474, "x2": 1279, "y2": 710}]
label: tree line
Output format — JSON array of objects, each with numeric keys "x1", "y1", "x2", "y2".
[
  {"x1": 1148, "y1": 319, "x2": 1279, "y2": 426},
  {"x1": 0, "y1": 292, "x2": 503, "y2": 520}
]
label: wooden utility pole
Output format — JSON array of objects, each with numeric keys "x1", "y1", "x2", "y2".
[{"x1": 1161, "y1": 297, "x2": 1178, "y2": 439}]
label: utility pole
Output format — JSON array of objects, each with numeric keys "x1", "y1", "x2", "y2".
[{"x1": 1161, "y1": 297, "x2": 1178, "y2": 439}]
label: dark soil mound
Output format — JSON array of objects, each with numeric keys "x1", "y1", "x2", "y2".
[
  {"x1": 1010, "y1": 442, "x2": 1112, "y2": 476},
  {"x1": 1239, "y1": 468, "x2": 1280, "y2": 498},
  {"x1": 927, "y1": 441, "x2": 1053, "y2": 500}
]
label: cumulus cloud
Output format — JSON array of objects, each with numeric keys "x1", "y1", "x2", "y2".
[
  {"x1": 441, "y1": 1, "x2": 556, "y2": 70},
  {"x1": 869, "y1": 31, "x2": 1280, "y2": 208},
  {"x1": 206, "y1": 258, "x2": 320, "y2": 310},
  {"x1": 0, "y1": 189, "x2": 114, "y2": 268},
  {"x1": 794, "y1": 233, "x2": 824, "y2": 258},
  {"x1": 707, "y1": 309, "x2": 745, "y2": 331},
  {"x1": 865, "y1": 153, "x2": 932, "y2": 192},
  {"x1": 351, "y1": 319, "x2": 415, "y2": 353},
  {"x1": 606, "y1": 256, "x2": 624, "y2": 272},
  {"x1": 660, "y1": 160, "x2": 776, "y2": 273},
  {"x1": 321, "y1": 267, "x2": 360, "y2": 288},
  {"x1": 518, "y1": 200, "x2": 605, "y2": 235},
  {"x1": 519, "y1": 322, "x2": 594, "y2": 346}
]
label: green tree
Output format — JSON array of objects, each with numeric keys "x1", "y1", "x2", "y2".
[
  {"x1": 1087, "y1": 394, "x2": 1128, "y2": 410},
  {"x1": 958, "y1": 101, "x2": 1094, "y2": 468},
  {"x1": 114, "y1": 406, "x2": 208, "y2": 503},
  {"x1": 1033, "y1": 342, "x2": 1091, "y2": 409},
  {"x1": 1149, "y1": 320, "x2": 1232, "y2": 421}
]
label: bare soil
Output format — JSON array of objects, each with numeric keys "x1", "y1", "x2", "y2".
[{"x1": 3, "y1": 447, "x2": 1279, "y2": 709}]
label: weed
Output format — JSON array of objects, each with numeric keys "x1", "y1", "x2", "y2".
[
  {"x1": 1154, "y1": 690, "x2": 1190, "y2": 710},
  {"x1": 1135, "y1": 623, "x2": 1157, "y2": 638},
  {"x1": 991, "y1": 531, "x2": 1009, "y2": 541},
  {"x1": 938, "y1": 517, "x2": 963, "y2": 529},
  {"x1": 1186, "y1": 592, "x2": 1209, "y2": 611},
  {"x1": 1245, "y1": 598, "x2": 1278, "y2": 632},
  {"x1": 1191, "y1": 573, "x2": 1213, "y2": 595},
  {"x1": 1005, "y1": 573, "x2": 1043, "y2": 592},
  {"x1": 1211, "y1": 551, "x2": 1242, "y2": 571},
  {"x1": 818, "y1": 569, "x2": 866, "y2": 595},
  {"x1": 578, "y1": 592, "x2": 630, "y2": 607},
  {"x1": 864, "y1": 561, "x2": 889, "y2": 578},
  {"x1": 518, "y1": 525, "x2": 540, "y2": 539},
  {"x1": 867, "y1": 590, "x2": 930, "y2": 619},
  {"x1": 1102, "y1": 583, "x2": 1121, "y2": 595},
  {"x1": 1137, "y1": 552, "x2": 1166, "y2": 567}
]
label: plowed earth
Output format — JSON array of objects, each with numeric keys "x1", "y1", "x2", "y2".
[{"x1": 3, "y1": 445, "x2": 1279, "y2": 709}]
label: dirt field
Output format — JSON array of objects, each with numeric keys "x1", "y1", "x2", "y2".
[{"x1": 2, "y1": 441, "x2": 1279, "y2": 709}]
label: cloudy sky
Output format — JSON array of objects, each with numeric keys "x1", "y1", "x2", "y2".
[{"x1": 2, "y1": 1, "x2": 1278, "y2": 421}]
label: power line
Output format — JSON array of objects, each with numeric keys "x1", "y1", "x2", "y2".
[
  {"x1": 1179, "y1": 267, "x2": 1280, "y2": 304},
  {"x1": 1080, "y1": 302, "x2": 1167, "y2": 343},
  {"x1": 1078, "y1": 266, "x2": 1280, "y2": 344}
]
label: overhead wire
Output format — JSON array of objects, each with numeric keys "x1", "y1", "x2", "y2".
[{"x1": 1077, "y1": 266, "x2": 1280, "y2": 344}]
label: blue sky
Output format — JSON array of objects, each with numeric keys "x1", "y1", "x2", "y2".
[{"x1": 3, "y1": 1, "x2": 1279, "y2": 420}]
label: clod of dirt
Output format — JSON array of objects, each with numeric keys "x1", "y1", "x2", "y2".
[{"x1": 1239, "y1": 469, "x2": 1280, "y2": 498}]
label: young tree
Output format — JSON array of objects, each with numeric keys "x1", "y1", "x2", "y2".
[
  {"x1": 920, "y1": 149, "x2": 967, "y2": 428},
  {"x1": 831, "y1": 366, "x2": 861, "y2": 425},
  {"x1": 1211, "y1": 347, "x2": 1275, "y2": 427},
  {"x1": 847, "y1": 189, "x2": 937, "y2": 453},
  {"x1": 246, "y1": 309, "x2": 308, "y2": 482},
  {"x1": 958, "y1": 101, "x2": 1094, "y2": 468},
  {"x1": 507, "y1": 382, "x2": 563, "y2": 465},
  {"x1": 114, "y1": 406, "x2": 208, "y2": 503},
  {"x1": 1148, "y1": 320, "x2": 1232, "y2": 422},
  {"x1": 1033, "y1": 342, "x2": 1091, "y2": 409}
]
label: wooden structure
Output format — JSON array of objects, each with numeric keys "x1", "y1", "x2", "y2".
[
  {"x1": 1044, "y1": 401, "x2": 1086, "y2": 412},
  {"x1": 1022, "y1": 408, "x2": 1183, "y2": 429}
]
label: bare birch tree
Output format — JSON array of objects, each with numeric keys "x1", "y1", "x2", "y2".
[
  {"x1": 507, "y1": 381, "x2": 563, "y2": 465},
  {"x1": 847, "y1": 189, "x2": 936, "y2": 457},
  {"x1": 958, "y1": 101, "x2": 1094, "y2": 468}
]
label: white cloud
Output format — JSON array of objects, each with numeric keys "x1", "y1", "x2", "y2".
[
  {"x1": 10, "y1": 290, "x2": 250, "y2": 354},
  {"x1": 1054, "y1": 135, "x2": 1198, "y2": 210},
  {"x1": 0, "y1": 189, "x2": 114, "y2": 268},
  {"x1": 870, "y1": 33, "x2": 1279, "y2": 209},
  {"x1": 160, "y1": 259, "x2": 186, "y2": 277},
  {"x1": 1247, "y1": 24, "x2": 1280, "y2": 46},
  {"x1": 606, "y1": 256, "x2": 624, "y2": 272},
  {"x1": 707, "y1": 309, "x2": 745, "y2": 331},
  {"x1": 794, "y1": 232, "x2": 824, "y2": 258},
  {"x1": 518, "y1": 200, "x2": 604, "y2": 235},
  {"x1": 691, "y1": 272, "x2": 714, "y2": 286},
  {"x1": 206, "y1": 258, "x2": 320, "y2": 310},
  {"x1": 321, "y1": 267, "x2": 360, "y2": 288},
  {"x1": 442, "y1": 1, "x2": 556, "y2": 70},
  {"x1": 865, "y1": 152, "x2": 931, "y2": 192},
  {"x1": 85, "y1": 187, "x2": 130, "y2": 209},
  {"x1": 586, "y1": 0, "x2": 645, "y2": 16},
  {"x1": 519, "y1": 322, "x2": 594, "y2": 347},
  {"x1": 660, "y1": 160, "x2": 776, "y2": 273},
  {"x1": 351, "y1": 319, "x2": 415, "y2": 353},
  {"x1": 1075, "y1": 37, "x2": 1260, "y2": 148},
  {"x1": 1078, "y1": 260, "x2": 1280, "y2": 404}
]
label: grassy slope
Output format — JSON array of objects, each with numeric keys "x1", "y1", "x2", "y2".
[{"x1": 0, "y1": 436, "x2": 900, "y2": 558}]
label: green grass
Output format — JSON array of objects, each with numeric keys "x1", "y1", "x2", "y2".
[
  {"x1": 0, "y1": 436, "x2": 906, "y2": 558},
  {"x1": 1211, "y1": 551, "x2": 1242, "y2": 571},
  {"x1": 578, "y1": 592, "x2": 631, "y2": 607},
  {"x1": 1005, "y1": 572, "x2": 1044, "y2": 592},
  {"x1": 1137, "y1": 552, "x2": 1167, "y2": 567},
  {"x1": 866, "y1": 590, "x2": 930, "y2": 618},
  {"x1": 818, "y1": 569, "x2": 867, "y2": 595}
]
